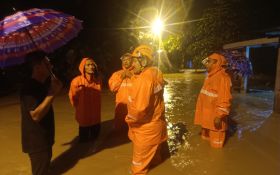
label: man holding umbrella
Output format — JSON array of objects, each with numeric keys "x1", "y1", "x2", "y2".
[
  {"x1": 1, "y1": 8, "x2": 79, "y2": 174},
  {"x1": 20, "y1": 51, "x2": 62, "y2": 175}
]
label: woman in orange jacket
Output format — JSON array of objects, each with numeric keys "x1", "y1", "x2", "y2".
[
  {"x1": 126, "y1": 45, "x2": 167, "y2": 175},
  {"x1": 108, "y1": 53, "x2": 133, "y2": 132},
  {"x1": 69, "y1": 58, "x2": 102, "y2": 142},
  {"x1": 194, "y1": 53, "x2": 232, "y2": 148}
]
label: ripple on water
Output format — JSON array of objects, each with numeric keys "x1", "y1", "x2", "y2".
[{"x1": 163, "y1": 73, "x2": 274, "y2": 171}]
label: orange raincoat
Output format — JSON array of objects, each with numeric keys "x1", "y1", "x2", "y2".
[
  {"x1": 194, "y1": 53, "x2": 232, "y2": 148},
  {"x1": 108, "y1": 67, "x2": 133, "y2": 129},
  {"x1": 69, "y1": 58, "x2": 102, "y2": 127},
  {"x1": 126, "y1": 67, "x2": 167, "y2": 174}
]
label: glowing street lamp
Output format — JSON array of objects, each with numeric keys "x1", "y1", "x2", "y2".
[
  {"x1": 152, "y1": 18, "x2": 164, "y2": 36},
  {"x1": 157, "y1": 49, "x2": 163, "y2": 53}
]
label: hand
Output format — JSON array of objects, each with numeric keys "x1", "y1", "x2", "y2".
[
  {"x1": 125, "y1": 70, "x2": 133, "y2": 78},
  {"x1": 76, "y1": 83, "x2": 84, "y2": 92},
  {"x1": 214, "y1": 117, "x2": 222, "y2": 129},
  {"x1": 48, "y1": 77, "x2": 63, "y2": 96},
  {"x1": 120, "y1": 71, "x2": 126, "y2": 80},
  {"x1": 125, "y1": 115, "x2": 136, "y2": 124},
  {"x1": 121, "y1": 70, "x2": 132, "y2": 79}
]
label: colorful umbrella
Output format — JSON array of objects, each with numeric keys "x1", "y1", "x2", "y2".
[
  {"x1": 219, "y1": 50, "x2": 253, "y2": 77},
  {"x1": 0, "y1": 8, "x2": 82, "y2": 67}
]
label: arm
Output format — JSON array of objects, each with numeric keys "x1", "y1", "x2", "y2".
[
  {"x1": 31, "y1": 77, "x2": 62, "y2": 121},
  {"x1": 108, "y1": 71, "x2": 123, "y2": 92},
  {"x1": 98, "y1": 75, "x2": 103, "y2": 91},
  {"x1": 30, "y1": 96, "x2": 55, "y2": 121},
  {"x1": 126, "y1": 78, "x2": 153, "y2": 123},
  {"x1": 215, "y1": 75, "x2": 232, "y2": 118},
  {"x1": 69, "y1": 78, "x2": 80, "y2": 107},
  {"x1": 126, "y1": 70, "x2": 163, "y2": 123}
]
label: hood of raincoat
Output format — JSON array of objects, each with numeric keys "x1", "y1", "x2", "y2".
[
  {"x1": 208, "y1": 53, "x2": 227, "y2": 76},
  {"x1": 79, "y1": 57, "x2": 97, "y2": 76}
]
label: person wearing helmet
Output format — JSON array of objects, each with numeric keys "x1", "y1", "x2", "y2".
[
  {"x1": 194, "y1": 53, "x2": 232, "y2": 148},
  {"x1": 69, "y1": 57, "x2": 102, "y2": 143},
  {"x1": 108, "y1": 53, "x2": 133, "y2": 132},
  {"x1": 125, "y1": 44, "x2": 168, "y2": 175}
]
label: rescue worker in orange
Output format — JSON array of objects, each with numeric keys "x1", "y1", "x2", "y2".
[
  {"x1": 108, "y1": 53, "x2": 133, "y2": 132},
  {"x1": 69, "y1": 57, "x2": 102, "y2": 143},
  {"x1": 125, "y1": 45, "x2": 168, "y2": 175},
  {"x1": 194, "y1": 53, "x2": 232, "y2": 148}
]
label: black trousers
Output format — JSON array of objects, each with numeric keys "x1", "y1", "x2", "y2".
[
  {"x1": 79, "y1": 124, "x2": 100, "y2": 142},
  {"x1": 28, "y1": 148, "x2": 52, "y2": 175}
]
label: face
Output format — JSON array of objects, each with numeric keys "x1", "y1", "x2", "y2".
[
  {"x1": 36, "y1": 57, "x2": 53, "y2": 77},
  {"x1": 122, "y1": 56, "x2": 132, "y2": 69},
  {"x1": 84, "y1": 59, "x2": 96, "y2": 74},
  {"x1": 202, "y1": 57, "x2": 217, "y2": 72}
]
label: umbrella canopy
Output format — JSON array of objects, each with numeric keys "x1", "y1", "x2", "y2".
[
  {"x1": 0, "y1": 8, "x2": 82, "y2": 67},
  {"x1": 219, "y1": 50, "x2": 253, "y2": 77}
]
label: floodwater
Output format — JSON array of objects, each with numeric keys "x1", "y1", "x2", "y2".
[
  {"x1": 0, "y1": 72, "x2": 279, "y2": 175},
  {"x1": 163, "y1": 73, "x2": 280, "y2": 175}
]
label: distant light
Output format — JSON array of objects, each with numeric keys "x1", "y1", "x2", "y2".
[
  {"x1": 157, "y1": 49, "x2": 163, "y2": 53},
  {"x1": 152, "y1": 18, "x2": 164, "y2": 36}
]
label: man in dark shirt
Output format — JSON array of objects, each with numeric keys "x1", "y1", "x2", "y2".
[{"x1": 20, "y1": 51, "x2": 62, "y2": 175}]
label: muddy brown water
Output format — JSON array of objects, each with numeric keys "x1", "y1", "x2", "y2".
[{"x1": 0, "y1": 72, "x2": 279, "y2": 175}]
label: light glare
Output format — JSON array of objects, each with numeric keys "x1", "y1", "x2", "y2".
[{"x1": 152, "y1": 18, "x2": 164, "y2": 36}]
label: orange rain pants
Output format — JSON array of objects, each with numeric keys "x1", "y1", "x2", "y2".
[
  {"x1": 201, "y1": 128, "x2": 226, "y2": 148},
  {"x1": 126, "y1": 67, "x2": 167, "y2": 175}
]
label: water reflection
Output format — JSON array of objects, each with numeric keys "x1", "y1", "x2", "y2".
[
  {"x1": 164, "y1": 73, "x2": 203, "y2": 170},
  {"x1": 230, "y1": 91, "x2": 273, "y2": 139},
  {"x1": 163, "y1": 73, "x2": 274, "y2": 172},
  {"x1": 166, "y1": 122, "x2": 189, "y2": 154}
]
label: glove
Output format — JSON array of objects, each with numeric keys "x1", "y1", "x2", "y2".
[{"x1": 214, "y1": 117, "x2": 222, "y2": 129}]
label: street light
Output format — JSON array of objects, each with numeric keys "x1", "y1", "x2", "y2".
[
  {"x1": 152, "y1": 18, "x2": 164, "y2": 36},
  {"x1": 151, "y1": 17, "x2": 164, "y2": 65}
]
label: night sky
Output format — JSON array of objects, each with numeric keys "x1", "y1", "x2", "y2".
[
  {"x1": 0, "y1": 0, "x2": 279, "y2": 81},
  {"x1": 1, "y1": 0, "x2": 279, "y2": 33}
]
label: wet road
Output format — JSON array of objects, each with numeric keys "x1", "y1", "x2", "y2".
[{"x1": 0, "y1": 72, "x2": 279, "y2": 175}]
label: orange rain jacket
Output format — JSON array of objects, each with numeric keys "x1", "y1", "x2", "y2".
[
  {"x1": 125, "y1": 67, "x2": 167, "y2": 146},
  {"x1": 108, "y1": 67, "x2": 133, "y2": 127},
  {"x1": 194, "y1": 53, "x2": 232, "y2": 131},
  {"x1": 69, "y1": 58, "x2": 102, "y2": 127}
]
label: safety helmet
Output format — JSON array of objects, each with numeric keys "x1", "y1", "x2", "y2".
[{"x1": 132, "y1": 44, "x2": 154, "y2": 61}]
